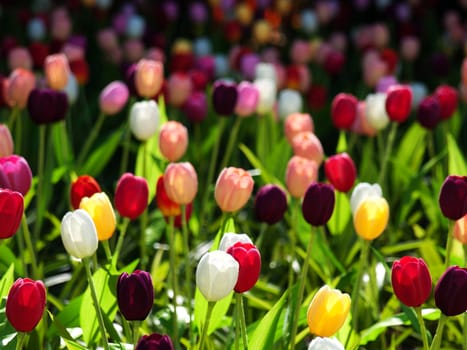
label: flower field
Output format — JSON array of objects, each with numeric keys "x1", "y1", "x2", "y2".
[{"x1": 0, "y1": 1, "x2": 466, "y2": 350}]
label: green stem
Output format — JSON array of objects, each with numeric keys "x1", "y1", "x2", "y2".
[
  {"x1": 429, "y1": 313, "x2": 447, "y2": 350},
  {"x1": 351, "y1": 239, "x2": 371, "y2": 332},
  {"x1": 181, "y1": 205, "x2": 194, "y2": 347},
  {"x1": 220, "y1": 118, "x2": 242, "y2": 170},
  {"x1": 255, "y1": 223, "x2": 268, "y2": 252},
  {"x1": 415, "y1": 307, "x2": 430, "y2": 350},
  {"x1": 132, "y1": 320, "x2": 140, "y2": 349},
  {"x1": 14, "y1": 108, "x2": 22, "y2": 155},
  {"x1": 101, "y1": 240, "x2": 112, "y2": 262},
  {"x1": 22, "y1": 214, "x2": 38, "y2": 279},
  {"x1": 199, "y1": 302, "x2": 215, "y2": 350},
  {"x1": 112, "y1": 218, "x2": 130, "y2": 269},
  {"x1": 8, "y1": 106, "x2": 20, "y2": 130},
  {"x1": 377, "y1": 122, "x2": 397, "y2": 190},
  {"x1": 288, "y1": 198, "x2": 299, "y2": 291},
  {"x1": 34, "y1": 125, "x2": 46, "y2": 239},
  {"x1": 83, "y1": 258, "x2": 110, "y2": 350},
  {"x1": 77, "y1": 111, "x2": 106, "y2": 167},
  {"x1": 444, "y1": 221, "x2": 454, "y2": 269},
  {"x1": 139, "y1": 209, "x2": 148, "y2": 270},
  {"x1": 15, "y1": 332, "x2": 27, "y2": 350},
  {"x1": 120, "y1": 127, "x2": 131, "y2": 175},
  {"x1": 289, "y1": 225, "x2": 315, "y2": 350},
  {"x1": 236, "y1": 293, "x2": 249, "y2": 350},
  {"x1": 16, "y1": 220, "x2": 26, "y2": 275},
  {"x1": 167, "y1": 216, "x2": 179, "y2": 346}
]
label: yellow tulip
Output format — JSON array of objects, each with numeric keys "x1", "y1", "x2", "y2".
[
  {"x1": 80, "y1": 192, "x2": 116, "y2": 241},
  {"x1": 353, "y1": 196, "x2": 389, "y2": 240},
  {"x1": 307, "y1": 285, "x2": 351, "y2": 337}
]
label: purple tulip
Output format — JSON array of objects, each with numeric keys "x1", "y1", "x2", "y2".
[
  {"x1": 434, "y1": 266, "x2": 467, "y2": 316},
  {"x1": 302, "y1": 183, "x2": 335, "y2": 226},
  {"x1": 135, "y1": 333, "x2": 174, "y2": 350},
  {"x1": 27, "y1": 88, "x2": 68, "y2": 125},
  {"x1": 417, "y1": 95, "x2": 441, "y2": 129},
  {"x1": 438, "y1": 175, "x2": 467, "y2": 220},
  {"x1": 212, "y1": 80, "x2": 238, "y2": 116},
  {"x1": 117, "y1": 270, "x2": 154, "y2": 321},
  {"x1": 254, "y1": 184, "x2": 288, "y2": 225}
]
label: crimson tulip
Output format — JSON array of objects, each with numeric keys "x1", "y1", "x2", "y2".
[
  {"x1": 135, "y1": 333, "x2": 174, "y2": 350},
  {"x1": 331, "y1": 93, "x2": 358, "y2": 130},
  {"x1": 324, "y1": 153, "x2": 357, "y2": 193},
  {"x1": 0, "y1": 188, "x2": 24, "y2": 239},
  {"x1": 114, "y1": 173, "x2": 149, "y2": 220},
  {"x1": 302, "y1": 183, "x2": 335, "y2": 226},
  {"x1": 434, "y1": 266, "x2": 467, "y2": 316},
  {"x1": 0, "y1": 155, "x2": 32, "y2": 196},
  {"x1": 254, "y1": 184, "x2": 287, "y2": 225},
  {"x1": 70, "y1": 175, "x2": 101, "y2": 209},
  {"x1": 385, "y1": 85, "x2": 412, "y2": 123},
  {"x1": 434, "y1": 85, "x2": 458, "y2": 120},
  {"x1": 438, "y1": 175, "x2": 467, "y2": 221},
  {"x1": 227, "y1": 242, "x2": 261, "y2": 293},
  {"x1": 391, "y1": 256, "x2": 432, "y2": 307},
  {"x1": 6, "y1": 278, "x2": 46, "y2": 332},
  {"x1": 117, "y1": 270, "x2": 154, "y2": 321}
]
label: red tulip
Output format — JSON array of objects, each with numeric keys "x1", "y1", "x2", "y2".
[
  {"x1": 324, "y1": 153, "x2": 357, "y2": 193},
  {"x1": 0, "y1": 188, "x2": 24, "y2": 239},
  {"x1": 114, "y1": 173, "x2": 149, "y2": 220},
  {"x1": 391, "y1": 256, "x2": 432, "y2": 307},
  {"x1": 331, "y1": 93, "x2": 358, "y2": 130},
  {"x1": 6, "y1": 278, "x2": 46, "y2": 332},
  {"x1": 385, "y1": 85, "x2": 412, "y2": 123},
  {"x1": 434, "y1": 85, "x2": 458, "y2": 120},
  {"x1": 70, "y1": 175, "x2": 101, "y2": 209},
  {"x1": 226, "y1": 242, "x2": 261, "y2": 293},
  {"x1": 302, "y1": 183, "x2": 335, "y2": 226}
]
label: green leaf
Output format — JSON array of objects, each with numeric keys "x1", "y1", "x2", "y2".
[
  {"x1": 239, "y1": 144, "x2": 282, "y2": 185},
  {"x1": 0, "y1": 264, "x2": 14, "y2": 298},
  {"x1": 447, "y1": 133, "x2": 467, "y2": 175},
  {"x1": 51, "y1": 120, "x2": 74, "y2": 169},
  {"x1": 47, "y1": 296, "x2": 82, "y2": 338},
  {"x1": 194, "y1": 289, "x2": 233, "y2": 335},
  {"x1": 135, "y1": 137, "x2": 164, "y2": 203},
  {"x1": 63, "y1": 339, "x2": 88, "y2": 350},
  {"x1": 327, "y1": 191, "x2": 351, "y2": 235},
  {"x1": 0, "y1": 246, "x2": 22, "y2": 276}
]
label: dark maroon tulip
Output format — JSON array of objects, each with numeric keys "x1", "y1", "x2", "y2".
[
  {"x1": 438, "y1": 175, "x2": 467, "y2": 220},
  {"x1": 182, "y1": 91, "x2": 208, "y2": 123},
  {"x1": 27, "y1": 88, "x2": 68, "y2": 125},
  {"x1": 434, "y1": 85, "x2": 458, "y2": 120},
  {"x1": 6, "y1": 278, "x2": 46, "y2": 332},
  {"x1": 254, "y1": 184, "x2": 288, "y2": 225},
  {"x1": 0, "y1": 188, "x2": 24, "y2": 239},
  {"x1": 331, "y1": 93, "x2": 358, "y2": 130},
  {"x1": 302, "y1": 183, "x2": 335, "y2": 226},
  {"x1": 135, "y1": 333, "x2": 174, "y2": 350},
  {"x1": 227, "y1": 242, "x2": 261, "y2": 293},
  {"x1": 434, "y1": 266, "x2": 467, "y2": 316},
  {"x1": 324, "y1": 153, "x2": 357, "y2": 193},
  {"x1": 391, "y1": 256, "x2": 432, "y2": 307},
  {"x1": 417, "y1": 95, "x2": 441, "y2": 130},
  {"x1": 114, "y1": 173, "x2": 149, "y2": 220},
  {"x1": 117, "y1": 270, "x2": 154, "y2": 321},
  {"x1": 212, "y1": 80, "x2": 238, "y2": 116}
]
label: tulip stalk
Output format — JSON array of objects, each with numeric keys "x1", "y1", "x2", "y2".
[
  {"x1": 34, "y1": 125, "x2": 47, "y2": 239},
  {"x1": 111, "y1": 218, "x2": 130, "y2": 269},
  {"x1": 83, "y1": 258, "x2": 110, "y2": 350},
  {"x1": 77, "y1": 111, "x2": 106, "y2": 168},
  {"x1": 429, "y1": 313, "x2": 447, "y2": 350},
  {"x1": 220, "y1": 117, "x2": 242, "y2": 170},
  {"x1": 414, "y1": 307, "x2": 430, "y2": 350},
  {"x1": 132, "y1": 320, "x2": 140, "y2": 348},
  {"x1": 377, "y1": 122, "x2": 397, "y2": 191},
  {"x1": 235, "y1": 293, "x2": 249, "y2": 350},
  {"x1": 181, "y1": 204, "x2": 194, "y2": 346},
  {"x1": 199, "y1": 302, "x2": 215, "y2": 350},
  {"x1": 167, "y1": 216, "x2": 179, "y2": 346},
  {"x1": 21, "y1": 214, "x2": 38, "y2": 279},
  {"x1": 444, "y1": 221, "x2": 454, "y2": 269},
  {"x1": 15, "y1": 332, "x2": 27, "y2": 350},
  {"x1": 351, "y1": 238, "x2": 371, "y2": 332}
]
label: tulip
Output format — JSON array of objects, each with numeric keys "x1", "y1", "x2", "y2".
[
  {"x1": 365, "y1": 93, "x2": 389, "y2": 131},
  {"x1": 115, "y1": 173, "x2": 149, "y2": 220},
  {"x1": 307, "y1": 285, "x2": 351, "y2": 337},
  {"x1": 302, "y1": 183, "x2": 335, "y2": 226},
  {"x1": 134, "y1": 59, "x2": 163, "y2": 98},
  {"x1": 0, "y1": 155, "x2": 33, "y2": 196},
  {"x1": 434, "y1": 85, "x2": 458, "y2": 120},
  {"x1": 235, "y1": 81, "x2": 259, "y2": 117},
  {"x1": 278, "y1": 89, "x2": 303, "y2": 120},
  {"x1": 117, "y1": 270, "x2": 154, "y2": 321},
  {"x1": 135, "y1": 333, "x2": 174, "y2": 350},
  {"x1": 307, "y1": 85, "x2": 328, "y2": 111},
  {"x1": 6, "y1": 278, "x2": 46, "y2": 333},
  {"x1": 44, "y1": 54, "x2": 70, "y2": 90},
  {"x1": 227, "y1": 242, "x2": 261, "y2": 293},
  {"x1": 27, "y1": 88, "x2": 69, "y2": 125},
  {"x1": 307, "y1": 337, "x2": 345, "y2": 350},
  {"x1": 0, "y1": 124, "x2": 14, "y2": 157},
  {"x1": 183, "y1": 91, "x2": 208, "y2": 123},
  {"x1": 212, "y1": 80, "x2": 238, "y2": 116},
  {"x1": 0, "y1": 188, "x2": 24, "y2": 239},
  {"x1": 214, "y1": 167, "x2": 254, "y2": 212},
  {"x1": 254, "y1": 184, "x2": 288, "y2": 225},
  {"x1": 255, "y1": 62, "x2": 277, "y2": 83},
  {"x1": 218, "y1": 233, "x2": 253, "y2": 252},
  {"x1": 129, "y1": 100, "x2": 160, "y2": 141},
  {"x1": 350, "y1": 101, "x2": 378, "y2": 137},
  {"x1": 291, "y1": 131, "x2": 324, "y2": 165},
  {"x1": 324, "y1": 153, "x2": 357, "y2": 193},
  {"x1": 284, "y1": 113, "x2": 314, "y2": 144},
  {"x1": 254, "y1": 78, "x2": 276, "y2": 115},
  {"x1": 196, "y1": 250, "x2": 239, "y2": 302},
  {"x1": 7, "y1": 68, "x2": 36, "y2": 109},
  {"x1": 99, "y1": 81, "x2": 129, "y2": 115},
  {"x1": 438, "y1": 175, "x2": 467, "y2": 220},
  {"x1": 453, "y1": 214, "x2": 467, "y2": 244},
  {"x1": 434, "y1": 266, "x2": 467, "y2": 316},
  {"x1": 331, "y1": 93, "x2": 358, "y2": 130},
  {"x1": 417, "y1": 95, "x2": 441, "y2": 130},
  {"x1": 285, "y1": 156, "x2": 318, "y2": 198},
  {"x1": 155, "y1": 176, "x2": 192, "y2": 228},
  {"x1": 163, "y1": 162, "x2": 198, "y2": 205},
  {"x1": 350, "y1": 183, "x2": 383, "y2": 214},
  {"x1": 8, "y1": 47, "x2": 32, "y2": 70},
  {"x1": 391, "y1": 256, "x2": 432, "y2": 307},
  {"x1": 60, "y1": 209, "x2": 98, "y2": 259},
  {"x1": 400, "y1": 36, "x2": 420, "y2": 61},
  {"x1": 239, "y1": 53, "x2": 260, "y2": 81},
  {"x1": 159, "y1": 121, "x2": 188, "y2": 162},
  {"x1": 353, "y1": 196, "x2": 389, "y2": 240},
  {"x1": 167, "y1": 72, "x2": 193, "y2": 107},
  {"x1": 80, "y1": 192, "x2": 116, "y2": 241},
  {"x1": 385, "y1": 85, "x2": 412, "y2": 123},
  {"x1": 70, "y1": 175, "x2": 101, "y2": 210}
]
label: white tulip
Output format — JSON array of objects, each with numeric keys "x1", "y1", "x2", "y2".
[
  {"x1": 129, "y1": 100, "x2": 160, "y2": 141},
  {"x1": 254, "y1": 78, "x2": 276, "y2": 115},
  {"x1": 307, "y1": 337, "x2": 345, "y2": 350},
  {"x1": 62, "y1": 72, "x2": 79, "y2": 105},
  {"x1": 218, "y1": 233, "x2": 253, "y2": 251},
  {"x1": 365, "y1": 93, "x2": 389, "y2": 130},
  {"x1": 61, "y1": 209, "x2": 98, "y2": 259},
  {"x1": 278, "y1": 89, "x2": 303, "y2": 120},
  {"x1": 196, "y1": 250, "x2": 239, "y2": 302},
  {"x1": 350, "y1": 182, "x2": 383, "y2": 214},
  {"x1": 255, "y1": 63, "x2": 277, "y2": 85}
]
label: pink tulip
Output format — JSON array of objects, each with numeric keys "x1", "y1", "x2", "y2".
[
  {"x1": 8, "y1": 47, "x2": 32, "y2": 71},
  {"x1": 167, "y1": 73, "x2": 193, "y2": 107},
  {"x1": 135, "y1": 59, "x2": 163, "y2": 98},
  {"x1": 163, "y1": 162, "x2": 198, "y2": 205},
  {"x1": 0, "y1": 124, "x2": 13, "y2": 157},
  {"x1": 159, "y1": 121, "x2": 189, "y2": 162},
  {"x1": 285, "y1": 156, "x2": 318, "y2": 198},
  {"x1": 291, "y1": 131, "x2": 324, "y2": 165},
  {"x1": 215, "y1": 167, "x2": 254, "y2": 212},
  {"x1": 284, "y1": 113, "x2": 314, "y2": 144},
  {"x1": 235, "y1": 81, "x2": 259, "y2": 117},
  {"x1": 0, "y1": 155, "x2": 33, "y2": 196},
  {"x1": 99, "y1": 81, "x2": 129, "y2": 115},
  {"x1": 8, "y1": 68, "x2": 36, "y2": 109}
]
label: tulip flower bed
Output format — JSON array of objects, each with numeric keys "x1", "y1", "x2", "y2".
[{"x1": 1, "y1": 1, "x2": 467, "y2": 350}]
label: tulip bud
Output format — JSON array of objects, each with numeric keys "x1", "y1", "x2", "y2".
[
  {"x1": 284, "y1": 113, "x2": 314, "y2": 144},
  {"x1": 291, "y1": 131, "x2": 324, "y2": 165},
  {"x1": 60, "y1": 209, "x2": 99, "y2": 259},
  {"x1": 0, "y1": 124, "x2": 14, "y2": 157},
  {"x1": 324, "y1": 153, "x2": 357, "y2": 193},
  {"x1": 254, "y1": 184, "x2": 288, "y2": 225},
  {"x1": 365, "y1": 93, "x2": 390, "y2": 131},
  {"x1": 235, "y1": 81, "x2": 259, "y2": 117},
  {"x1": 434, "y1": 85, "x2": 458, "y2": 120},
  {"x1": 159, "y1": 121, "x2": 188, "y2": 162},
  {"x1": 183, "y1": 91, "x2": 208, "y2": 123},
  {"x1": 353, "y1": 196, "x2": 389, "y2": 240},
  {"x1": 27, "y1": 88, "x2": 69, "y2": 125},
  {"x1": 307, "y1": 337, "x2": 345, "y2": 350},
  {"x1": 302, "y1": 183, "x2": 335, "y2": 226},
  {"x1": 155, "y1": 176, "x2": 192, "y2": 228},
  {"x1": 129, "y1": 100, "x2": 160, "y2": 141},
  {"x1": 135, "y1": 333, "x2": 174, "y2": 350},
  {"x1": 8, "y1": 47, "x2": 32, "y2": 71},
  {"x1": 0, "y1": 188, "x2": 24, "y2": 239},
  {"x1": 285, "y1": 156, "x2": 318, "y2": 198},
  {"x1": 6, "y1": 278, "x2": 46, "y2": 332},
  {"x1": 117, "y1": 270, "x2": 154, "y2": 321},
  {"x1": 417, "y1": 95, "x2": 441, "y2": 130},
  {"x1": 350, "y1": 101, "x2": 378, "y2": 137},
  {"x1": 434, "y1": 266, "x2": 467, "y2": 316},
  {"x1": 391, "y1": 256, "x2": 432, "y2": 307},
  {"x1": 115, "y1": 173, "x2": 149, "y2": 220},
  {"x1": 227, "y1": 242, "x2": 261, "y2": 293},
  {"x1": 167, "y1": 73, "x2": 193, "y2": 107},
  {"x1": 196, "y1": 250, "x2": 239, "y2": 302},
  {"x1": 212, "y1": 80, "x2": 238, "y2": 116},
  {"x1": 218, "y1": 233, "x2": 253, "y2": 252},
  {"x1": 214, "y1": 167, "x2": 254, "y2": 212},
  {"x1": 254, "y1": 78, "x2": 276, "y2": 115},
  {"x1": 331, "y1": 93, "x2": 358, "y2": 130},
  {"x1": 453, "y1": 214, "x2": 467, "y2": 244},
  {"x1": 307, "y1": 285, "x2": 351, "y2": 337},
  {"x1": 385, "y1": 85, "x2": 412, "y2": 123},
  {"x1": 70, "y1": 175, "x2": 101, "y2": 210},
  {"x1": 438, "y1": 175, "x2": 467, "y2": 220},
  {"x1": 350, "y1": 182, "x2": 383, "y2": 214},
  {"x1": 44, "y1": 54, "x2": 70, "y2": 90},
  {"x1": 7, "y1": 68, "x2": 36, "y2": 109},
  {"x1": 135, "y1": 59, "x2": 163, "y2": 98},
  {"x1": 80, "y1": 192, "x2": 116, "y2": 241},
  {"x1": 163, "y1": 162, "x2": 198, "y2": 205},
  {"x1": 99, "y1": 81, "x2": 129, "y2": 115},
  {"x1": 0, "y1": 155, "x2": 33, "y2": 196},
  {"x1": 278, "y1": 89, "x2": 303, "y2": 120}
]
